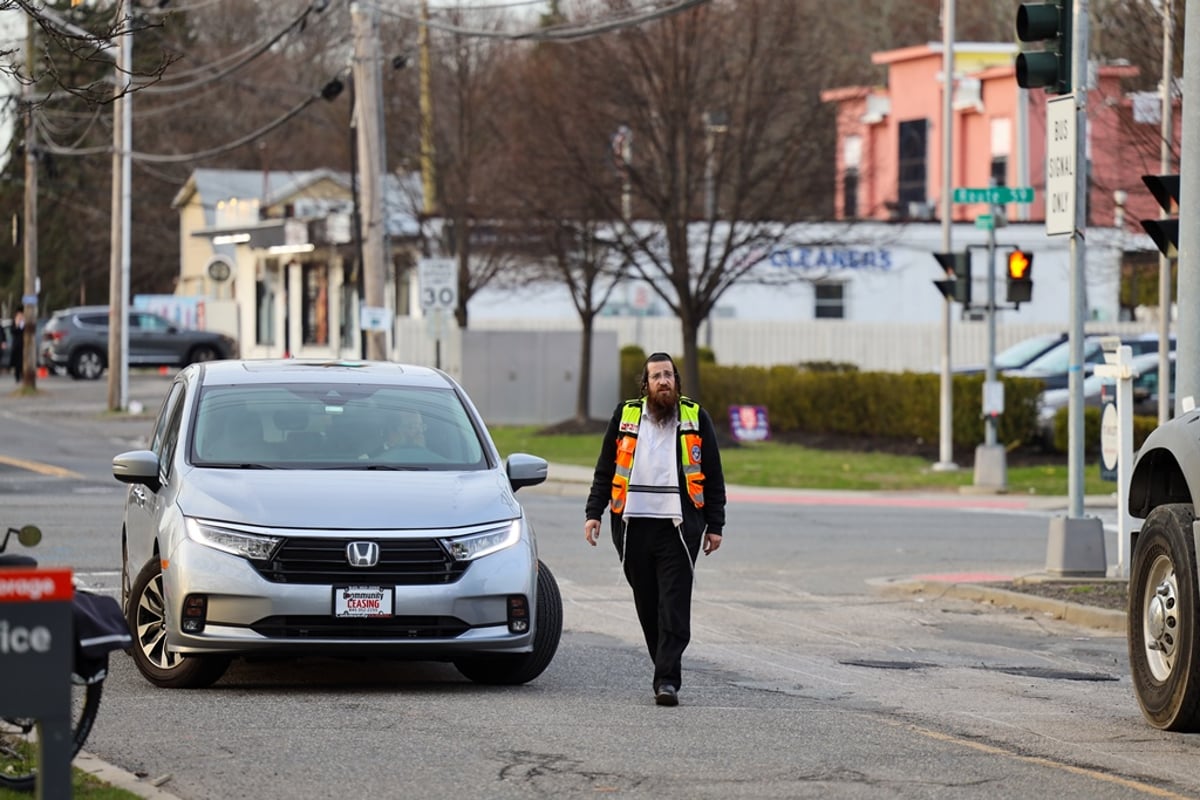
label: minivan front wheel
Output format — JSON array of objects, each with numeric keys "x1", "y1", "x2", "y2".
[
  {"x1": 126, "y1": 559, "x2": 230, "y2": 689},
  {"x1": 453, "y1": 560, "x2": 563, "y2": 685},
  {"x1": 69, "y1": 347, "x2": 105, "y2": 380}
]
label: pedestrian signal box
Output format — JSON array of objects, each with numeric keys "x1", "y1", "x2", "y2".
[
  {"x1": 1006, "y1": 248, "x2": 1034, "y2": 305},
  {"x1": 932, "y1": 251, "x2": 971, "y2": 304}
]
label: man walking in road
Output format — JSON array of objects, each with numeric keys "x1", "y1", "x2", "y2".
[{"x1": 584, "y1": 351, "x2": 727, "y2": 707}]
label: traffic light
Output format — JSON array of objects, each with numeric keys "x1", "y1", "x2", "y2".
[
  {"x1": 1140, "y1": 173, "x2": 1180, "y2": 258},
  {"x1": 1006, "y1": 248, "x2": 1034, "y2": 304},
  {"x1": 1015, "y1": 1, "x2": 1072, "y2": 95},
  {"x1": 932, "y1": 251, "x2": 971, "y2": 304}
]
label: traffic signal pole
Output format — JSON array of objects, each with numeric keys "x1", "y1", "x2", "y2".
[
  {"x1": 934, "y1": 0, "x2": 958, "y2": 473},
  {"x1": 1066, "y1": 0, "x2": 1089, "y2": 520},
  {"x1": 1157, "y1": 0, "x2": 1175, "y2": 426},
  {"x1": 1178, "y1": 0, "x2": 1200, "y2": 414},
  {"x1": 1016, "y1": 0, "x2": 1106, "y2": 575}
]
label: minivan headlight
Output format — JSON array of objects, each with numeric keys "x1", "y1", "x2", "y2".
[
  {"x1": 185, "y1": 518, "x2": 282, "y2": 561},
  {"x1": 442, "y1": 521, "x2": 520, "y2": 562}
]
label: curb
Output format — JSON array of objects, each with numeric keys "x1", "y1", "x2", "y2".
[
  {"x1": 75, "y1": 751, "x2": 185, "y2": 799},
  {"x1": 870, "y1": 576, "x2": 1128, "y2": 633}
]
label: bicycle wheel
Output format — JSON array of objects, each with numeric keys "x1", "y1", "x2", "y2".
[{"x1": 0, "y1": 676, "x2": 103, "y2": 791}]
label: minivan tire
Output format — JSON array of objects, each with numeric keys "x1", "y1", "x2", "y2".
[{"x1": 126, "y1": 558, "x2": 231, "y2": 689}]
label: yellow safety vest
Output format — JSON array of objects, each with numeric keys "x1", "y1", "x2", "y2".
[{"x1": 610, "y1": 397, "x2": 705, "y2": 514}]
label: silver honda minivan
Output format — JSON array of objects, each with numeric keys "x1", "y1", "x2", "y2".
[{"x1": 112, "y1": 359, "x2": 560, "y2": 688}]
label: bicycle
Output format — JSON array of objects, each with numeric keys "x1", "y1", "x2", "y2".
[{"x1": 0, "y1": 524, "x2": 131, "y2": 793}]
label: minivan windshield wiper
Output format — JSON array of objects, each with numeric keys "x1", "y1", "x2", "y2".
[{"x1": 201, "y1": 462, "x2": 278, "y2": 470}]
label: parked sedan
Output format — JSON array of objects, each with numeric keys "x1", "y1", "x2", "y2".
[
  {"x1": 953, "y1": 332, "x2": 1069, "y2": 376},
  {"x1": 112, "y1": 359, "x2": 562, "y2": 689},
  {"x1": 41, "y1": 305, "x2": 238, "y2": 380}
]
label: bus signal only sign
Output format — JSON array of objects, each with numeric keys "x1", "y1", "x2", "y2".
[{"x1": 1045, "y1": 95, "x2": 1076, "y2": 237}]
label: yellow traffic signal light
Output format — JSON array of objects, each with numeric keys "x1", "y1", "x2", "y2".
[{"x1": 1006, "y1": 248, "x2": 1033, "y2": 304}]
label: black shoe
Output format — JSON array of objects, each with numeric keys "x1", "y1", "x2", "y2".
[{"x1": 654, "y1": 685, "x2": 678, "y2": 706}]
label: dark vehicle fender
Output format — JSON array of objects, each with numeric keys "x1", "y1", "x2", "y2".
[{"x1": 1129, "y1": 412, "x2": 1200, "y2": 537}]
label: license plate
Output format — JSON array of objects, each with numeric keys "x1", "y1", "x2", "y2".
[{"x1": 333, "y1": 586, "x2": 393, "y2": 618}]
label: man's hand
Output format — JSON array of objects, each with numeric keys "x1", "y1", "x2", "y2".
[
  {"x1": 703, "y1": 533, "x2": 722, "y2": 555},
  {"x1": 584, "y1": 519, "x2": 601, "y2": 546}
]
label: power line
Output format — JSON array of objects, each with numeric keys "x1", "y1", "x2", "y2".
[
  {"x1": 134, "y1": 0, "x2": 333, "y2": 94},
  {"x1": 373, "y1": 0, "x2": 712, "y2": 41}
]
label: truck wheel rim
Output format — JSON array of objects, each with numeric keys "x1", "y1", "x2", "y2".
[{"x1": 1144, "y1": 553, "x2": 1180, "y2": 682}]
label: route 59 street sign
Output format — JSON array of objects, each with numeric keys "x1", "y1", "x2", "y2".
[
  {"x1": 952, "y1": 186, "x2": 1035, "y2": 205},
  {"x1": 418, "y1": 258, "x2": 457, "y2": 310}
]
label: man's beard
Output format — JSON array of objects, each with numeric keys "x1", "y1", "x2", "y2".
[{"x1": 646, "y1": 385, "x2": 679, "y2": 420}]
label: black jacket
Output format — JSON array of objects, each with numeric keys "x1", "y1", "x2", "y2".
[{"x1": 585, "y1": 398, "x2": 726, "y2": 539}]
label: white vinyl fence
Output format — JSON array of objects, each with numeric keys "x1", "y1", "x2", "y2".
[{"x1": 423, "y1": 317, "x2": 1161, "y2": 373}]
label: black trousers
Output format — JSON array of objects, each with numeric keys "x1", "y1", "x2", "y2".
[{"x1": 613, "y1": 517, "x2": 701, "y2": 691}]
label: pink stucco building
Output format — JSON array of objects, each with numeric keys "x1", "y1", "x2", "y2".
[{"x1": 821, "y1": 43, "x2": 1179, "y2": 234}]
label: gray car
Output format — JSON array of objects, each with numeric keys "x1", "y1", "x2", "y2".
[
  {"x1": 112, "y1": 359, "x2": 562, "y2": 689},
  {"x1": 41, "y1": 305, "x2": 238, "y2": 380}
]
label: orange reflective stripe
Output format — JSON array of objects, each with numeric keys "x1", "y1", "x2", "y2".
[{"x1": 611, "y1": 403, "x2": 643, "y2": 512}]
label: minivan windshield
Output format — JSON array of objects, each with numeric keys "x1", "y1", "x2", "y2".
[{"x1": 190, "y1": 383, "x2": 488, "y2": 470}]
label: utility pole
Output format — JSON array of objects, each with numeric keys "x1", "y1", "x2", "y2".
[
  {"x1": 351, "y1": 1, "x2": 388, "y2": 361},
  {"x1": 107, "y1": 0, "x2": 131, "y2": 411},
  {"x1": 21, "y1": 13, "x2": 38, "y2": 391},
  {"x1": 419, "y1": 0, "x2": 436, "y2": 217},
  {"x1": 934, "y1": 0, "x2": 957, "y2": 471}
]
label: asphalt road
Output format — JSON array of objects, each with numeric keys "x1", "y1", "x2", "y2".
[{"x1": 2, "y1": 371, "x2": 1194, "y2": 800}]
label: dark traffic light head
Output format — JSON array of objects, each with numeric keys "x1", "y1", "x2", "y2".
[
  {"x1": 1140, "y1": 173, "x2": 1181, "y2": 258},
  {"x1": 1015, "y1": 1, "x2": 1072, "y2": 94}
]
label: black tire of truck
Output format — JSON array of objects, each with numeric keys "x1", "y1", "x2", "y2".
[{"x1": 1129, "y1": 503, "x2": 1200, "y2": 731}]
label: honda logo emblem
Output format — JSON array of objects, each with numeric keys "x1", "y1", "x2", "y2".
[{"x1": 346, "y1": 541, "x2": 380, "y2": 568}]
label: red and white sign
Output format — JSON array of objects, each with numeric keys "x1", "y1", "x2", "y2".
[
  {"x1": 0, "y1": 569, "x2": 74, "y2": 603},
  {"x1": 334, "y1": 586, "x2": 393, "y2": 618}
]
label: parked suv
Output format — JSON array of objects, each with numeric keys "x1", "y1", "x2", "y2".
[{"x1": 41, "y1": 306, "x2": 237, "y2": 380}]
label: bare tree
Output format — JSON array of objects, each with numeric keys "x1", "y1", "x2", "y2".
[{"x1": 515, "y1": 0, "x2": 862, "y2": 398}]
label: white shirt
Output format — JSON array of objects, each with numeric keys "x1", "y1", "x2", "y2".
[{"x1": 624, "y1": 405, "x2": 683, "y2": 524}]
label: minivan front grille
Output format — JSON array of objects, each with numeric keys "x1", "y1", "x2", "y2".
[{"x1": 256, "y1": 537, "x2": 468, "y2": 585}]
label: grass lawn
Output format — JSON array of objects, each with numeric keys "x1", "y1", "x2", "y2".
[{"x1": 487, "y1": 425, "x2": 1117, "y2": 497}]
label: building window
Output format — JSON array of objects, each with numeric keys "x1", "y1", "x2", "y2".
[
  {"x1": 814, "y1": 283, "x2": 845, "y2": 319},
  {"x1": 255, "y1": 258, "x2": 277, "y2": 346},
  {"x1": 897, "y1": 119, "x2": 928, "y2": 207},
  {"x1": 842, "y1": 136, "x2": 862, "y2": 219},
  {"x1": 842, "y1": 168, "x2": 859, "y2": 219},
  {"x1": 302, "y1": 262, "x2": 329, "y2": 346}
]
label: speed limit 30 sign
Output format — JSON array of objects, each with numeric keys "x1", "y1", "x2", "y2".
[{"x1": 419, "y1": 258, "x2": 458, "y2": 310}]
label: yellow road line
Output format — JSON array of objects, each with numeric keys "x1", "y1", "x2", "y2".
[
  {"x1": 900, "y1": 720, "x2": 1189, "y2": 798},
  {"x1": 0, "y1": 454, "x2": 84, "y2": 479}
]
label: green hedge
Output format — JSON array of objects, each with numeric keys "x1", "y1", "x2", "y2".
[{"x1": 1050, "y1": 406, "x2": 1159, "y2": 454}]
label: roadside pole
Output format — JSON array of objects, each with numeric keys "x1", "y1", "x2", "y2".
[
  {"x1": 974, "y1": 203, "x2": 1007, "y2": 490},
  {"x1": 934, "y1": 0, "x2": 958, "y2": 473},
  {"x1": 1042, "y1": 0, "x2": 1106, "y2": 577}
]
